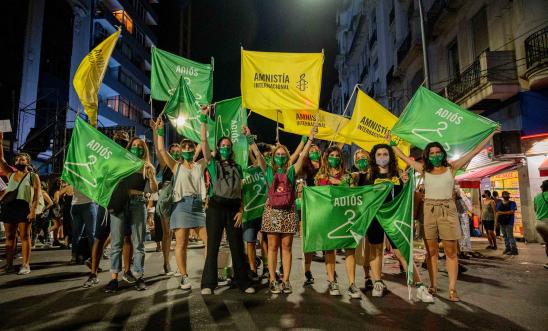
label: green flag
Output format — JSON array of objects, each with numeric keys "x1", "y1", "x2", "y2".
[
  {"x1": 163, "y1": 77, "x2": 216, "y2": 148},
  {"x1": 376, "y1": 169, "x2": 415, "y2": 286},
  {"x1": 242, "y1": 165, "x2": 267, "y2": 223},
  {"x1": 151, "y1": 47, "x2": 213, "y2": 104},
  {"x1": 391, "y1": 87, "x2": 498, "y2": 159},
  {"x1": 302, "y1": 183, "x2": 392, "y2": 252},
  {"x1": 214, "y1": 97, "x2": 248, "y2": 168},
  {"x1": 61, "y1": 117, "x2": 143, "y2": 208}
]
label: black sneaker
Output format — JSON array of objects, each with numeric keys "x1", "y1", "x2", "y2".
[
  {"x1": 269, "y1": 280, "x2": 281, "y2": 294},
  {"x1": 249, "y1": 270, "x2": 259, "y2": 282},
  {"x1": 104, "y1": 279, "x2": 118, "y2": 293},
  {"x1": 122, "y1": 271, "x2": 137, "y2": 284},
  {"x1": 135, "y1": 277, "x2": 147, "y2": 291},
  {"x1": 304, "y1": 271, "x2": 314, "y2": 286},
  {"x1": 365, "y1": 278, "x2": 374, "y2": 290},
  {"x1": 502, "y1": 248, "x2": 510, "y2": 255},
  {"x1": 83, "y1": 275, "x2": 99, "y2": 288}
]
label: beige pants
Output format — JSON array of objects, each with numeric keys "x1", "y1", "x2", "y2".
[{"x1": 423, "y1": 199, "x2": 462, "y2": 241}]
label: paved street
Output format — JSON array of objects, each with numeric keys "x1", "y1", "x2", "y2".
[{"x1": 0, "y1": 237, "x2": 546, "y2": 331}]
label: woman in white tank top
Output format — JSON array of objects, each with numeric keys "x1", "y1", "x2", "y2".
[{"x1": 391, "y1": 129, "x2": 498, "y2": 302}]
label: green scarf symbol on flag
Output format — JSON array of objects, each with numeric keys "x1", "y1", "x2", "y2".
[
  {"x1": 242, "y1": 165, "x2": 268, "y2": 223},
  {"x1": 61, "y1": 117, "x2": 144, "y2": 208},
  {"x1": 302, "y1": 183, "x2": 392, "y2": 252},
  {"x1": 163, "y1": 77, "x2": 216, "y2": 148},
  {"x1": 214, "y1": 96, "x2": 248, "y2": 168},
  {"x1": 391, "y1": 87, "x2": 498, "y2": 159},
  {"x1": 151, "y1": 47, "x2": 213, "y2": 104}
]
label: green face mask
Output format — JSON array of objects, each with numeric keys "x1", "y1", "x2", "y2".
[
  {"x1": 309, "y1": 151, "x2": 320, "y2": 162},
  {"x1": 356, "y1": 158, "x2": 368, "y2": 171},
  {"x1": 274, "y1": 155, "x2": 288, "y2": 167},
  {"x1": 429, "y1": 154, "x2": 444, "y2": 167},
  {"x1": 219, "y1": 146, "x2": 232, "y2": 160},
  {"x1": 327, "y1": 156, "x2": 341, "y2": 168},
  {"x1": 170, "y1": 152, "x2": 181, "y2": 160},
  {"x1": 181, "y1": 151, "x2": 194, "y2": 161},
  {"x1": 130, "y1": 147, "x2": 144, "y2": 158}
]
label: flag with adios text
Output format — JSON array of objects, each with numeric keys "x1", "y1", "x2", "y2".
[
  {"x1": 242, "y1": 165, "x2": 268, "y2": 223},
  {"x1": 214, "y1": 97, "x2": 248, "y2": 168},
  {"x1": 61, "y1": 117, "x2": 143, "y2": 208},
  {"x1": 73, "y1": 29, "x2": 120, "y2": 126},
  {"x1": 391, "y1": 87, "x2": 498, "y2": 159},
  {"x1": 151, "y1": 47, "x2": 213, "y2": 104},
  {"x1": 241, "y1": 49, "x2": 323, "y2": 111},
  {"x1": 302, "y1": 183, "x2": 392, "y2": 252}
]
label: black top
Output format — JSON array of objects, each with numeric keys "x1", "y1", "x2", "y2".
[{"x1": 126, "y1": 172, "x2": 147, "y2": 191}]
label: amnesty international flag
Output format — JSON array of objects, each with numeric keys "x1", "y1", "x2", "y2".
[
  {"x1": 280, "y1": 109, "x2": 350, "y2": 143},
  {"x1": 339, "y1": 90, "x2": 410, "y2": 166},
  {"x1": 241, "y1": 49, "x2": 323, "y2": 111},
  {"x1": 151, "y1": 47, "x2": 213, "y2": 104},
  {"x1": 73, "y1": 29, "x2": 120, "y2": 126}
]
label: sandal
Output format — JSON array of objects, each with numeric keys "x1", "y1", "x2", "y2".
[
  {"x1": 428, "y1": 287, "x2": 437, "y2": 296},
  {"x1": 449, "y1": 289, "x2": 460, "y2": 302}
]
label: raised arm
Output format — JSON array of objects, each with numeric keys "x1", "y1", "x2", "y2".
[
  {"x1": 294, "y1": 124, "x2": 318, "y2": 175},
  {"x1": 243, "y1": 126, "x2": 266, "y2": 172},
  {"x1": 151, "y1": 117, "x2": 177, "y2": 173},
  {"x1": 200, "y1": 105, "x2": 212, "y2": 163},
  {"x1": 451, "y1": 128, "x2": 500, "y2": 171},
  {"x1": 0, "y1": 132, "x2": 13, "y2": 176},
  {"x1": 392, "y1": 143, "x2": 424, "y2": 172},
  {"x1": 289, "y1": 136, "x2": 307, "y2": 165}
]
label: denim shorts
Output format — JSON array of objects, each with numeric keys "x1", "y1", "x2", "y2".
[{"x1": 243, "y1": 218, "x2": 262, "y2": 243}]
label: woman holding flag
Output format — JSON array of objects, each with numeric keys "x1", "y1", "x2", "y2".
[
  {"x1": 250, "y1": 124, "x2": 318, "y2": 294},
  {"x1": 314, "y1": 146, "x2": 361, "y2": 299},
  {"x1": 390, "y1": 129, "x2": 498, "y2": 302},
  {"x1": 152, "y1": 117, "x2": 208, "y2": 290}
]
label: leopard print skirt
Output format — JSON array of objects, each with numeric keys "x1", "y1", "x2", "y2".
[{"x1": 261, "y1": 202, "x2": 297, "y2": 234}]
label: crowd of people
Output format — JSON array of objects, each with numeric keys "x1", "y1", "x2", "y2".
[{"x1": 1, "y1": 108, "x2": 547, "y2": 303}]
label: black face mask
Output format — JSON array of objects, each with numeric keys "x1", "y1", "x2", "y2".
[{"x1": 14, "y1": 164, "x2": 27, "y2": 172}]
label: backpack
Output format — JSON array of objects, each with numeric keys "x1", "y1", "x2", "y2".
[
  {"x1": 267, "y1": 172, "x2": 294, "y2": 209},
  {"x1": 210, "y1": 161, "x2": 242, "y2": 201},
  {"x1": 156, "y1": 164, "x2": 180, "y2": 217}
]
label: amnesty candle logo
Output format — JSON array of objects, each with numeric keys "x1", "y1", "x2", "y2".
[
  {"x1": 297, "y1": 74, "x2": 308, "y2": 91},
  {"x1": 253, "y1": 73, "x2": 290, "y2": 90}
]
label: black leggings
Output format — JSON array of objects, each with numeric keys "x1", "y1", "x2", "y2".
[{"x1": 201, "y1": 199, "x2": 251, "y2": 290}]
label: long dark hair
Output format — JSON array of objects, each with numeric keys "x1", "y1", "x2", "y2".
[
  {"x1": 315, "y1": 145, "x2": 345, "y2": 183},
  {"x1": 369, "y1": 143, "x2": 399, "y2": 180},
  {"x1": 422, "y1": 142, "x2": 450, "y2": 173},
  {"x1": 214, "y1": 136, "x2": 234, "y2": 164},
  {"x1": 483, "y1": 190, "x2": 493, "y2": 199}
]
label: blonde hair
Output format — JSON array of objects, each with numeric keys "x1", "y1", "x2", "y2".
[
  {"x1": 128, "y1": 137, "x2": 151, "y2": 164},
  {"x1": 271, "y1": 144, "x2": 291, "y2": 174}
]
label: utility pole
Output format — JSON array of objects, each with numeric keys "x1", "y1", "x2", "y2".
[{"x1": 418, "y1": 0, "x2": 430, "y2": 89}]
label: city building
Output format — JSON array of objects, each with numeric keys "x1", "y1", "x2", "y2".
[
  {"x1": 8, "y1": 0, "x2": 161, "y2": 172},
  {"x1": 331, "y1": 0, "x2": 548, "y2": 242}
]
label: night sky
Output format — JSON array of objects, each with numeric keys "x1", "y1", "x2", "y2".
[{"x1": 158, "y1": 0, "x2": 340, "y2": 147}]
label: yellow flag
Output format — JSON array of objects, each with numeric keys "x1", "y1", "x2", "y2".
[
  {"x1": 241, "y1": 49, "x2": 323, "y2": 111},
  {"x1": 250, "y1": 109, "x2": 285, "y2": 124},
  {"x1": 280, "y1": 109, "x2": 351, "y2": 144},
  {"x1": 339, "y1": 90, "x2": 410, "y2": 167},
  {"x1": 73, "y1": 29, "x2": 121, "y2": 126}
]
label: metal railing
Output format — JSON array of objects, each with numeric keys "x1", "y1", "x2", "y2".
[
  {"x1": 446, "y1": 58, "x2": 481, "y2": 101},
  {"x1": 525, "y1": 26, "x2": 548, "y2": 69}
]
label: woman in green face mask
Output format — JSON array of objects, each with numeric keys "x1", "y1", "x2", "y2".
[
  {"x1": 313, "y1": 146, "x2": 360, "y2": 298},
  {"x1": 390, "y1": 128, "x2": 499, "y2": 302}
]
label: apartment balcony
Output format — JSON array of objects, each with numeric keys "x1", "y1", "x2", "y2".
[
  {"x1": 446, "y1": 50, "x2": 520, "y2": 110},
  {"x1": 524, "y1": 26, "x2": 548, "y2": 90}
]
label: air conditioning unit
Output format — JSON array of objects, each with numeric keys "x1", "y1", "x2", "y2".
[{"x1": 492, "y1": 130, "x2": 522, "y2": 157}]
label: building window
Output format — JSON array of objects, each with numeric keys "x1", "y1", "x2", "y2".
[
  {"x1": 471, "y1": 7, "x2": 489, "y2": 58},
  {"x1": 113, "y1": 10, "x2": 134, "y2": 34},
  {"x1": 119, "y1": 70, "x2": 144, "y2": 98},
  {"x1": 448, "y1": 39, "x2": 460, "y2": 80}
]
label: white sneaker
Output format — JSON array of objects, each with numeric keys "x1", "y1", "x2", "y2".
[
  {"x1": 348, "y1": 283, "x2": 361, "y2": 299},
  {"x1": 17, "y1": 265, "x2": 31, "y2": 275},
  {"x1": 201, "y1": 288, "x2": 213, "y2": 295},
  {"x1": 244, "y1": 286, "x2": 256, "y2": 294},
  {"x1": 372, "y1": 281, "x2": 385, "y2": 297},
  {"x1": 180, "y1": 275, "x2": 191, "y2": 290},
  {"x1": 416, "y1": 285, "x2": 434, "y2": 303},
  {"x1": 328, "y1": 281, "x2": 341, "y2": 296}
]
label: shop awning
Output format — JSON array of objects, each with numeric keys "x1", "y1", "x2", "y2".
[
  {"x1": 456, "y1": 162, "x2": 516, "y2": 188},
  {"x1": 540, "y1": 158, "x2": 548, "y2": 177}
]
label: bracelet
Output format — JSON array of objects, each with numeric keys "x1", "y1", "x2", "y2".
[
  {"x1": 156, "y1": 127, "x2": 165, "y2": 137},
  {"x1": 246, "y1": 134, "x2": 257, "y2": 145},
  {"x1": 199, "y1": 114, "x2": 208, "y2": 124},
  {"x1": 389, "y1": 140, "x2": 398, "y2": 146}
]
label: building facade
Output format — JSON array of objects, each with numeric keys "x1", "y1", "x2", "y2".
[
  {"x1": 331, "y1": 0, "x2": 548, "y2": 242},
  {"x1": 12, "y1": 0, "x2": 160, "y2": 172}
]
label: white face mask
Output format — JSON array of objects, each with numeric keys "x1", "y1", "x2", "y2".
[{"x1": 376, "y1": 156, "x2": 389, "y2": 167}]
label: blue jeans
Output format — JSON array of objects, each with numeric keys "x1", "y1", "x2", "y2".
[
  {"x1": 500, "y1": 223, "x2": 517, "y2": 252},
  {"x1": 110, "y1": 197, "x2": 147, "y2": 278},
  {"x1": 70, "y1": 203, "x2": 97, "y2": 256}
]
